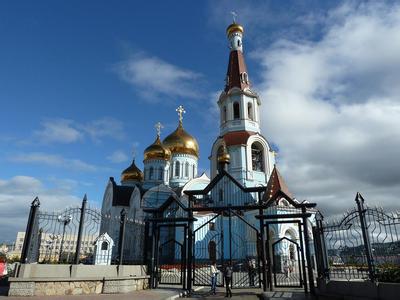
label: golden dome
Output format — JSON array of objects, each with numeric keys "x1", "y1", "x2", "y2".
[
  {"x1": 226, "y1": 23, "x2": 244, "y2": 36},
  {"x1": 217, "y1": 143, "x2": 230, "y2": 164},
  {"x1": 121, "y1": 159, "x2": 143, "y2": 182},
  {"x1": 144, "y1": 136, "x2": 171, "y2": 161},
  {"x1": 163, "y1": 122, "x2": 199, "y2": 158}
]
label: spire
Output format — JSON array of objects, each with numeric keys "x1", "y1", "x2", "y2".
[
  {"x1": 263, "y1": 166, "x2": 293, "y2": 204},
  {"x1": 225, "y1": 20, "x2": 249, "y2": 92},
  {"x1": 154, "y1": 121, "x2": 163, "y2": 138}
]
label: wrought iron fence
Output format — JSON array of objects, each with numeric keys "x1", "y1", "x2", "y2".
[
  {"x1": 20, "y1": 196, "x2": 146, "y2": 265},
  {"x1": 314, "y1": 193, "x2": 400, "y2": 282}
]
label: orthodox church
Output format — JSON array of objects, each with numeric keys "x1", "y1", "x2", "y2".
[{"x1": 100, "y1": 21, "x2": 314, "y2": 267}]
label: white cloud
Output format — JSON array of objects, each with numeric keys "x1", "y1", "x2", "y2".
[
  {"x1": 257, "y1": 1, "x2": 400, "y2": 215},
  {"x1": 0, "y1": 176, "x2": 81, "y2": 242},
  {"x1": 81, "y1": 117, "x2": 125, "y2": 142},
  {"x1": 107, "y1": 150, "x2": 129, "y2": 163},
  {"x1": 114, "y1": 52, "x2": 201, "y2": 102},
  {"x1": 32, "y1": 117, "x2": 125, "y2": 144},
  {"x1": 34, "y1": 119, "x2": 82, "y2": 143},
  {"x1": 10, "y1": 152, "x2": 98, "y2": 172}
]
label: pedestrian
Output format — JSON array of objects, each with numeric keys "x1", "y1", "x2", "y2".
[
  {"x1": 210, "y1": 261, "x2": 218, "y2": 295},
  {"x1": 224, "y1": 261, "x2": 233, "y2": 298},
  {"x1": 283, "y1": 259, "x2": 289, "y2": 278},
  {"x1": 248, "y1": 258, "x2": 256, "y2": 286}
]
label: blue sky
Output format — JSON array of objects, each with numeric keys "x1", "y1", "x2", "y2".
[{"x1": 2, "y1": 0, "x2": 400, "y2": 242}]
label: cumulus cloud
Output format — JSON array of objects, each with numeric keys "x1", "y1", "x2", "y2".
[
  {"x1": 33, "y1": 117, "x2": 125, "y2": 144},
  {"x1": 10, "y1": 152, "x2": 98, "y2": 172},
  {"x1": 257, "y1": 1, "x2": 400, "y2": 215},
  {"x1": 0, "y1": 176, "x2": 81, "y2": 242},
  {"x1": 34, "y1": 119, "x2": 82, "y2": 143},
  {"x1": 107, "y1": 150, "x2": 129, "y2": 163},
  {"x1": 114, "y1": 52, "x2": 201, "y2": 102}
]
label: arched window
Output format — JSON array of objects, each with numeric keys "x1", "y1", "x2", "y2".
[
  {"x1": 233, "y1": 102, "x2": 240, "y2": 119},
  {"x1": 175, "y1": 161, "x2": 180, "y2": 177},
  {"x1": 248, "y1": 102, "x2": 253, "y2": 120},
  {"x1": 192, "y1": 165, "x2": 196, "y2": 178},
  {"x1": 144, "y1": 169, "x2": 148, "y2": 180},
  {"x1": 185, "y1": 162, "x2": 189, "y2": 178},
  {"x1": 222, "y1": 106, "x2": 227, "y2": 123},
  {"x1": 251, "y1": 143, "x2": 264, "y2": 172},
  {"x1": 101, "y1": 241, "x2": 108, "y2": 250},
  {"x1": 158, "y1": 167, "x2": 163, "y2": 180},
  {"x1": 149, "y1": 167, "x2": 154, "y2": 179}
]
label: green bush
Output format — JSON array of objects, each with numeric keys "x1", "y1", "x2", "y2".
[{"x1": 376, "y1": 265, "x2": 400, "y2": 283}]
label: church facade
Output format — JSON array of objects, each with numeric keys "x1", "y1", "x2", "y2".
[{"x1": 100, "y1": 21, "x2": 315, "y2": 275}]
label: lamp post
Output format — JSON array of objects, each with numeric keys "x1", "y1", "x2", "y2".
[{"x1": 58, "y1": 215, "x2": 72, "y2": 263}]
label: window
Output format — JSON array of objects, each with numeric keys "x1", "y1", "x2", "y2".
[
  {"x1": 192, "y1": 165, "x2": 196, "y2": 178},
  {"x1": 222, "y1": 106, "x2": 227, "y2": 123},
  {"x1": 149, "y1": 167, "x2": 154, "y2": 180},
  {"x1": 251, "y1": 143, "x2": 264, "y2": 172},
  {"x1": 158, "y1": 167, "x2": 163, "y2": 180},
  {"x1": 175, "y1": 161, "x2": 180, "y2": 177},
  {"x1": 233, "y1": 102, "x2": 240, "y2": 119},
  {"x1": 248, "y1": 102, "x2": 253, "y2": 120},
  {"x1": 101, "y1": 241, "x2": 108, "y2": 250},
  {"x1": 209, "y1": 222, "x2": 216, "y2": 231},
  {"x1": 185, "y1": 162, "x2": 189, "y2": 178}
]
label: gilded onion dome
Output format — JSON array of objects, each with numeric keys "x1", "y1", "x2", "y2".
[
  {"x1": 226, "y1": 22, "x2": 244, "y2": 36},
  {"x1": 144, "y1": 135, "x2": 171, "y2": 161},
  {"x1": 163, "y1": 122, "x2": 199, "y2": 158},
  {"x1": 217, "y1": 142, "x2": 230, "y2": 164},
  {"x1": 121, "y1": 159, "x2": 143, "y2": 182}
]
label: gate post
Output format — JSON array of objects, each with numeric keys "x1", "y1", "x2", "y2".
[
  {"x1": 266, "y1": 224, "x2": 274, "y2": 291},
  {"x1": 356, "y1": 193, "x2": 375, "y2": 282},
  {"x1": 187, "y1": 196, "x2": 194, "y2": 294},
  {"x1": 302, "y1": 207, "x2": 315, "y2": 294},
  {"x1": 74, "y1": 194, "x2": 87, "y2": 264},
  {"x1": 21, "y1": 197, "x2": 40, "y2": 263},
  {"x1": 258, "y1": 208, "x2": 267, "y2": 291},
  {"x1": 118, "y1": 209, "x2": 127, "y2": 265}
]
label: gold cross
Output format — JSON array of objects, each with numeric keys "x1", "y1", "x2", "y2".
[
  {"x1": 231, "y1": 11, "x2": 238, "y2": 23},
  {"x1": 176, "y1": 105, "x2": 186, "y2": 123},
  {"x1": 155, "y1": 122, "x2": 163, "y2": 137}
]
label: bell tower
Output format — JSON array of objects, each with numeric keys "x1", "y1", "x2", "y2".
[{"x1": 210, "y1": 20, "x2": 275, "y2": 187}]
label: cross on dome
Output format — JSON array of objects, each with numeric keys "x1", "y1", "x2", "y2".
[
  {"x1": 154, "y1": 122, "x2": 163, "y2": 137},
  {"x1": 230, "y1": 11, "x2": 238, "y2": 23},
  {"x1": 176, "y1": 105, "x2": 186, "y2": 124}
]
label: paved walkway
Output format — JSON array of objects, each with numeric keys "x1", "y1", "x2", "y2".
[{"x1": 0, "y1": 287, "x2": 315, "y2": 300}]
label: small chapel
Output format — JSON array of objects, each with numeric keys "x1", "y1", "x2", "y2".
[{"x1": 100, "y1": 21, "x2": 316, "y2": 273}]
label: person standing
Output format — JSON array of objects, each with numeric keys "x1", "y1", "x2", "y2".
[
  {"x1": 210, "y1": 261, "x2": 218, "y2": 295},
  {"x1": 224, "y1": 262, "x2": 233, "y2": 298},
  {"x1": 248, "y1": 258, "x2": 256, "y2": 286}
]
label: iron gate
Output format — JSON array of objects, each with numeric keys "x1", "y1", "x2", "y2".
[
  {"x1": 272, "y1": 237, "x2": 303, "y2": 287},
  {"x1": 192, "y1": 210, "x2": 261, "y2": 289},
  {"x1": 156, "y1": 224, "x2": 187, "y2": 286}
]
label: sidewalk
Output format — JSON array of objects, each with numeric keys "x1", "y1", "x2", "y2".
[{"x1": 0, "y1": 288, "x2": 181, "y2": 300}]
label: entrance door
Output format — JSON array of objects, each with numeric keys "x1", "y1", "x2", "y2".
[{"x1": 272, "y1": 237, "x2": 303, "y2": 288}]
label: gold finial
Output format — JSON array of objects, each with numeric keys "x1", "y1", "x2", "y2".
[
  {"x1": 272, "y1": 150, "x2": 278, "y2": 158},
  {"x1": 155, "y1": 122, "x2": 163, "y2": 137},
  {"x1": 176, "y1": 105, "x2": 186, "y2": 124},
  {"x1": 230, "y1": 11, "x2": 237, "y2": 23}
]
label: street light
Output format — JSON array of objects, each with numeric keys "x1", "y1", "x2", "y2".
[{"x1": 58, "y1": 215, "x2": 72, "y2": 262}]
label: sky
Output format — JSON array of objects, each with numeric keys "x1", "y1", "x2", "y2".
[{"x1": 1, "y1": 0, "x2": 400, "y2": 242}]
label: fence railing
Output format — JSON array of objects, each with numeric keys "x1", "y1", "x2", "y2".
[
  {"x1": 20, "y1": 196, "x2": 146, "y2": 265},
  {"x1": 313, "y1": 193, "x2": 400, "y2": 282}
]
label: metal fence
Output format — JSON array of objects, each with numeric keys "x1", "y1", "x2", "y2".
[
  {"x1": 313, "y1": 193, "x2": 400, "y2": 282},
  {"x1": 20, "y1": 196, "x2": 146, "y2": 265}
]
